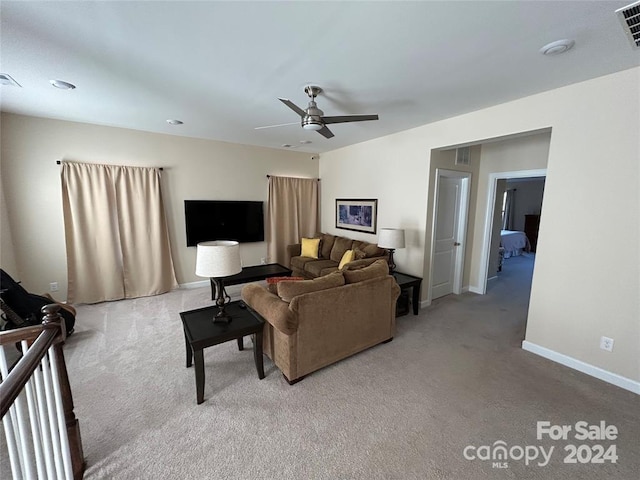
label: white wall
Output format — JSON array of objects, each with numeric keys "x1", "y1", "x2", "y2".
[
  {"x1": 470, "y1": 132, "x2": 550, "y2": 289},
  {"x1": 506, "y1": 178, "x2": 545, "y2": 232},
  {"x1": 320, "y1": 67, "x2": 640, "y2": 384},
  {"x1": 0, "y1": 164, "x2": 18, "y2": 277},
  {"x1": 0, "y1": 113, "x2": 317, "y2": 299}
]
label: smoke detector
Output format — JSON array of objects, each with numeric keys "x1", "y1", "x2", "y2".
[
  {"x1": 539, "y1": 39, "x2": 575, "y2": 56},
  {"x1": 617, "y1": 1, "x2": 640, "y2": 49}
]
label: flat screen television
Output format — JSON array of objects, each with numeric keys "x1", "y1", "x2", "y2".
[{"x1": 184, "y1": 200, "x2": 265, "y2": 246}]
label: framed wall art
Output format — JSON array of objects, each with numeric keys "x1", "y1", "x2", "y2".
[{"x1": 335, "y1": 199, "x2": 378, "y2": 234}]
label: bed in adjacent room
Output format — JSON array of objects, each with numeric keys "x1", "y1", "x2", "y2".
[{"x1": 500, "y1": 230, "x2": 531, "y2": 258}]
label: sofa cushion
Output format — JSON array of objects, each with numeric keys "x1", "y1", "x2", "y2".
[
  {"x1": 352, "y1": 240, "x2": 386, "y2": 258},
  {"x1": 319, "y1": 266, "x2": 339, "y2": 276},
  {"x1": 338, "y1": 250, "x2": 355, "y2": 270},
  {"x1": 301, "y1": 237, "x2": 321, "y2": 258},
  {"x1": 277, "y1": 271, "x2": 345, "y2": 302},
  {"x1": 290, "y1": 256, "x2": 317, "y2": 271},
  {"x1": 315, "y1": 233, "x2": 335, "y2": 259},
  {"x1": 353, "y1": 248, "x2": 367, "y2": 260},
  {"x1": 343, "y1": 259, "x2": 389, "y2": 284},
  {"x1": 304, "y1": 259, "x2": 338, "y2": 278},
  {"x1": 330, "y1": 236, "x2": 354, "y2": 262}
]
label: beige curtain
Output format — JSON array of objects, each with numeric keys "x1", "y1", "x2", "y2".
[
  {"x1": 267, "y1": 176, "x2": 319, "y2": 266},
  {"x1": 61, "y1": 162, "x2": 177, "y2": 303}
]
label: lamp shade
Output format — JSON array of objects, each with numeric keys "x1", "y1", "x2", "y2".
[
  {"x1": 195, "y1": 241, "x2": 242, "y2": 278},
  {"x1": 378, "y1": 228, "x2": 405, "y2": 249}
]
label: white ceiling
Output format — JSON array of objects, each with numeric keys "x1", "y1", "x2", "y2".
[{"x1": 1, "y1": 1, "x2": 638, "y2": 154}]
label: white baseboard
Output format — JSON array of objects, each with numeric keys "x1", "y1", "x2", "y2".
[
  {"x1": 178, "y1": 281, "x2": 245, "y2": 302},
  {"x1": 522, "y1": 341, "x2": 640, "y2": 395},
  {"x1": 179, "y1": 280, "x2": 209, "y2": 289},
  {"x1": 468, "y1": 285, "x2": 483, "y2": 294}
]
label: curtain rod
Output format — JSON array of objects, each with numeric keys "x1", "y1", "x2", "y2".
[
  {"x1": 266, "y1": 175, "x2": 320, "y2": 180},
  {"x1": 56, "y1": 160, "x2": 163, "y2": 171}
]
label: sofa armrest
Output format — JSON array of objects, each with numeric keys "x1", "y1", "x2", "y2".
[
  {"x1": 241, "y1": 283, "x2": 298, "y2": 335},
  {"x1": 286, "y1": 243, "x2": 302, "y2": 267}
]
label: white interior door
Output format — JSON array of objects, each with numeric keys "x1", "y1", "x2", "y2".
[{"x1": 431, "y1": 171, "x2": 470, "y2": 301}]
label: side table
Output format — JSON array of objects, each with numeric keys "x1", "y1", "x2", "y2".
[
  {"x1": 392, "y1": 272, "x2": 422, "y2": 316},
  {"x1": 180, "y1": 301, "x2": 265, "y2": 404}
]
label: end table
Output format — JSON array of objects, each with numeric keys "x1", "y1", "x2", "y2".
[
  {"x1": 392, "y1": 272, "x2": 422, "y2": 316},
  {"x1": 180, "y1": 301, "x2": 265, "y2": 404}
]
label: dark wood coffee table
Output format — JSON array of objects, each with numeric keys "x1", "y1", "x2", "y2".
[
  {"x1": 210, "y1": 263, "x2": 292, "y2": 300},
  {"x1": 180, "y1": 301, "x2": 265, "y2": 404}
]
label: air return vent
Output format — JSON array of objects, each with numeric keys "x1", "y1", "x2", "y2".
[
  {"x1": 616, "y1": 1, "x2": 640, "y2": 49},
  {"x1": 455, "y1": 147, "x2": 470, "y2": 166}
]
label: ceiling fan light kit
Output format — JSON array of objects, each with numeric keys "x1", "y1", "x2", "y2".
[
  {"x1": 49, "y1": 79, "x2": 76, "y2": 90},
  {"x1": 257, "y1": 85, "x2": 378, "y2": 139}
]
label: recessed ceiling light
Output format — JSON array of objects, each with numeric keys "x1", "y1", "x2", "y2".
[
  {"x1": 50, "y1": 79, "x2": 76, "y2": 90},
  {"x1": 281, "y1": 144, "x2": 295, "y2": 148},
  {"x1": 166, "y1": 119, "x2": 184, "y2": 125},
  {"x1": 0, "y1": 73, "x2": 21, "y2": 87},
  {"x1": 539, "y1": 39, "x2": 575, "y2": 56},
  {"x1": 299, "y1": 140, "x2": 312, "y2": 144}
]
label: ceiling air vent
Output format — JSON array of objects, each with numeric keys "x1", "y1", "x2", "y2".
[
  {"x1": 616, "y1": 1, "x2": 640, "y2": 49},
  {"x1": 455, "y1": 147, "x2": 470, "y2": 166}
]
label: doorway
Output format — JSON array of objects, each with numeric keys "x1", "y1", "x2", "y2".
[
  {"x1": 429, "y1": 169, "x2": 471, "y2": 301},
  {"x1": 478, "y1": 169, "x2": 547, "y2": 294}
]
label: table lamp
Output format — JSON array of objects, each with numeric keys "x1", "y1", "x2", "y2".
[
  {"x1": 378, "y1": 228, "x2": 405, "y2": 273},
  {"x1": 195, "y1": 240, "x2": 242, "y2": 323}
]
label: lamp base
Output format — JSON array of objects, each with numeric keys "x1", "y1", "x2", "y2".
[
  {"x1": 212, "y1": 277, "x2": 233, "y2": 324},
  {"x1": 387, "y1": 248, "x2": 396, "y2": 273},
  {"x1": 213, "y1": 308, "x2": 232, "y2": 324}
]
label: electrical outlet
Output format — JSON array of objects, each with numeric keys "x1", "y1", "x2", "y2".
[
  {"x1": 49, "y1": 282, "x2": 59, "y2": 292},
  {"x1": 261, "y1": 257, "x2": 267, "y2": 265},
  {"x1": 600, "y1": 336, "x2": 614, "y2": 352}
]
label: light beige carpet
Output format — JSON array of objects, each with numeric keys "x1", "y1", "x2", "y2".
[{"x1": 5, "y1": 254, "x2": 638, "y2": 479}]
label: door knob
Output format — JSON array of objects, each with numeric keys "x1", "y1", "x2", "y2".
[{"x1": 454, "y1": 242, "x2": 461, "y2": 246}]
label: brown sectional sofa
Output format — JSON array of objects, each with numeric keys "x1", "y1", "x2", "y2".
[
  {"x1": 241, "y1": 259, "x2": 400, "y2": 384},
  {"x1": 287, "y1": 232, "x2": 389, "y2": 279}
]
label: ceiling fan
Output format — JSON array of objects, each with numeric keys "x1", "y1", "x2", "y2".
[{"x1": 256, "y1": 86, "x2": 378, "y2": 139}]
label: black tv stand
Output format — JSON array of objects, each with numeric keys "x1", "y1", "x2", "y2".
[{"x1": 210, "y1": 263, "x2": 292, "y2": 300}]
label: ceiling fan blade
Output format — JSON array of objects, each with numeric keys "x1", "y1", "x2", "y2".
[
  {"x1": 254, "y1": 121, "x2": 299, "y2": 130},
  {"x1": 322, "y1": 114, "x2": 379, "y2": 124},
  {"x1": 317, "y1": 125, "x2": 334, "y2": 139},
  {"x1": 278, "y1": 98, "x2": 307, "y2": 118}
]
